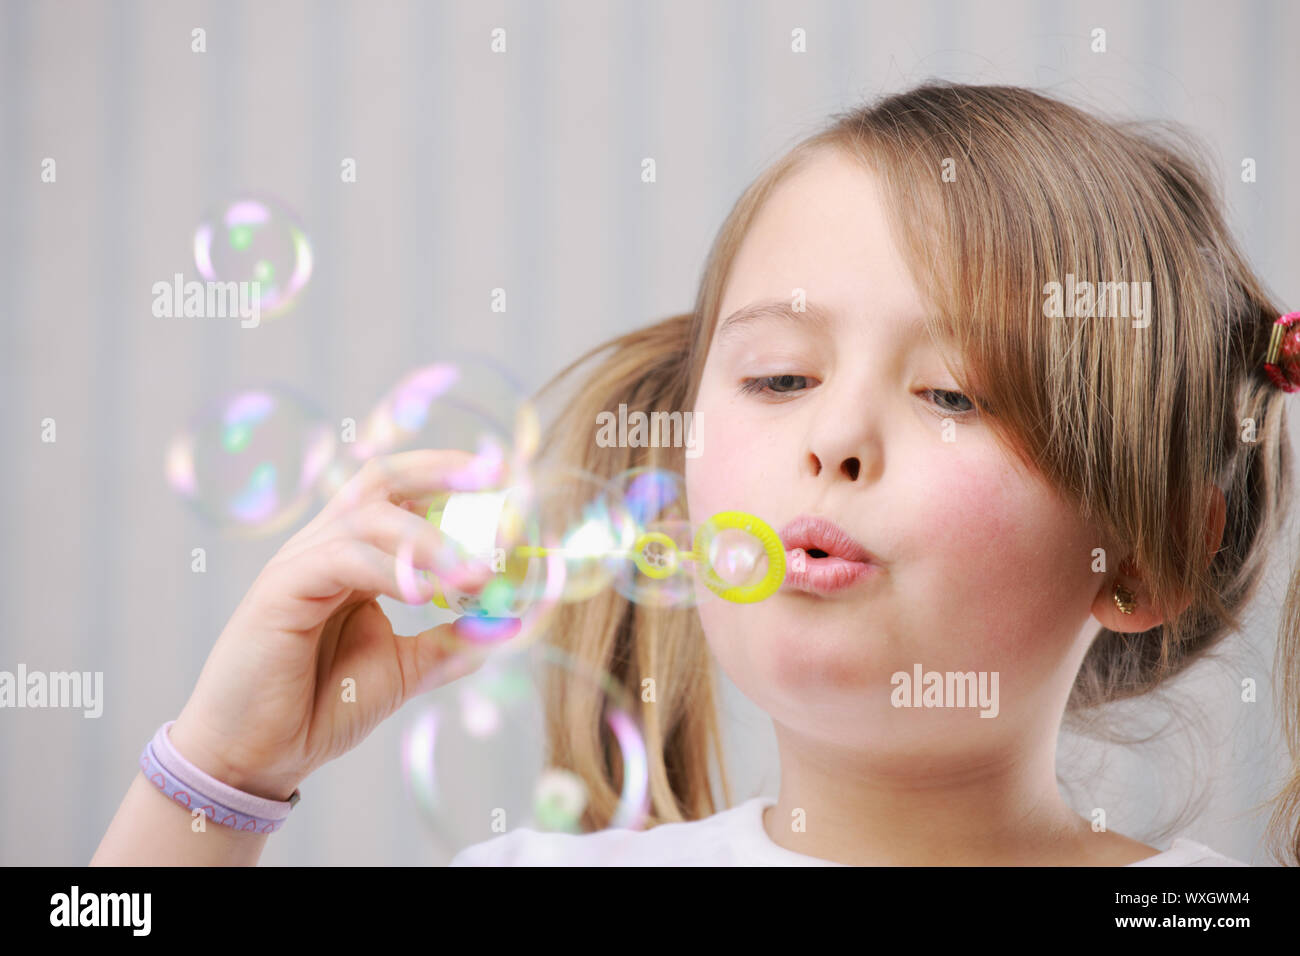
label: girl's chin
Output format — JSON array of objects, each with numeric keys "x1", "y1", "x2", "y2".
[{"x1": 719, "y1": 634, "x2": 893, "y2": 694}]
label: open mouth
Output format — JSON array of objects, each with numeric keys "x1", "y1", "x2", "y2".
[
  {"x1": 778, "y1": 515, "x2": 880, "y2": 594},
  {"x1": 778, "y1": 515, "x2": 877, "y2": 564},
  {"x1": 782, "y1": 551, "x2": 880, "y2": 594}
]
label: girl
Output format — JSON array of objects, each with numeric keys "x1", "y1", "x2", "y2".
[{"x1": 93, "y1": 82, "x2": 1298, "y2": 866}]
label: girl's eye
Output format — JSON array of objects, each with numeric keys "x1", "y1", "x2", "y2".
[
  {"x1": 738, "y1": 374, "x2": 813, "y2": 396},
  {"x1": 738, "y1": 378, "x2": 986, "y2": 419},
  {"x1": 925, "y1": 388, "x2": 979, "y2": 417}
]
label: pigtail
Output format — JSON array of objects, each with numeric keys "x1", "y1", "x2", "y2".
[
  {"x1": 1265, "y1": 553, "x2": 1300, "y2": 865},
  {"x1": 529, "y1": 313, "x2": 732, "y2": 828}
]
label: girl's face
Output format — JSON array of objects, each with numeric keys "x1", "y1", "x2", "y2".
[{"x1": 685, "y1": 148, "x2": 1110, "y2": 759}]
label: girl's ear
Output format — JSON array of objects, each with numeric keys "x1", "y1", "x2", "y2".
[
  {"x1": 1091, "y1": 485, "x2": 1227, "y2": 633},
  {"x1": 1091, "y1": 560, "x2": 1164, "y2": 634}
]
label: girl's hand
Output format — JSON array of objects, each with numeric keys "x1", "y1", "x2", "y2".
[{"x1": 167, "y1": 448, "x2": 515, "y2": 802}]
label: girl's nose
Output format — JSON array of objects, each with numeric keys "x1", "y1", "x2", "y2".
[{"x1": 806, "y1": 451, "x2": 861, "y2": 482}]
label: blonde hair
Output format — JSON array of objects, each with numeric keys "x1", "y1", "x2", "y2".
[{"x1": 529, "y1": 81, "x2": 1300, "y2": 864}]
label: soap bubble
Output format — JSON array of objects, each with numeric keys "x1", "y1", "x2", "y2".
[
  {"x1": 415, "y1": 464, "x2": 787, "y2": 614},
  {"x1": 419, "y1": 482, "x2": 556, "y2": 615},
  {"x1": 165, "y1": 385, "x2": 335, "y2": 536},
  {"x1": 528, "y1": 467, "x2": 638, "y2": 604},
  {"x1": 317, "y1": 353, "x2": 537, "y2": 523},
  {"x1": 345, "y1": 355, "x2": 534, "y2": 481},
  {"x1": 532, "y1": 769, "x2": 590, "y2": 832},
  {"x1": 606, "y1": 467, "x2": 701, "y2": 608},
  {"x1": 707, "y1": 526, "x2": 770, "y2": 588},
  {"x1": 401, "y1": 642, "x2": 649, "y2": 859},
  {"x1": 194, "y1": 197, "x2": 312, "y2": 318},
  {"x1": 407, "y1": 466, "x2": 633, "y2": 664},
  {"x1": 693, "y1": 511, "x2": 785, "y2": 602}
]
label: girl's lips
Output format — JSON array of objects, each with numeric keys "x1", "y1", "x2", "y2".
[
  {"x1": 781, "y1": 549, "x2": 880, "y2": 595},
  {"x1": 778, "y1": 515, "x2": 877, "y2": 564}
]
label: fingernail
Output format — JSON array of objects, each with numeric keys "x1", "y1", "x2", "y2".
[
  {"x1": 447, "y1": 563, "x2": 493, "y2": 594},
  {"x1": 452, "y1": 615, "x2": 522, "y2": 644}
]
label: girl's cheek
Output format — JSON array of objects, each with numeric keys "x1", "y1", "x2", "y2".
[
  {"x1": 904, "y1": 457, "x2": 1094, "y2": 663},
  {"x1": 688, "y1": 386, "x2": 1089, "y2": 624},
  {"x1": 684, "y1": 397, "x2": 760, "y2": 517},
  {"x1": 907, "y1": 462, "x2": 1020, "y2": 565},
  {"x1": 689, "y1": 389, "x2": 800, "y2": 504},
  {"x1": 685, "y1": 456, "x2": 733, "y2": 532}
]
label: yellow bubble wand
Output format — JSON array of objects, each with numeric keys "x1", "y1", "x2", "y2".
[{"x1": 425, "y1": 496, "x2": 786, "y2": 612}]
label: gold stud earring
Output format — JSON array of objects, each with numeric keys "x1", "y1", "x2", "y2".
[{"x1": 1113, "y1": 581, "x2": 1136, "y2": 615}]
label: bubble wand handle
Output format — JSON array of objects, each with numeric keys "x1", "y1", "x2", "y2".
[
  {"x1": 510, "y1": 511, "x2": 784, "y2": 600},
  {"x1": 428, "y1": 495, "x2": 787, "y2": 613}
]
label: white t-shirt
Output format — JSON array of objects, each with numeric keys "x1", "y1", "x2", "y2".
[{"x1": 449, "y1": 796, "x2": 1250, "y2": 866}]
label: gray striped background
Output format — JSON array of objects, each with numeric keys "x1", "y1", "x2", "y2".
[{"x1": 1, "y1": 0, "x2": 1296, "y2": 865}]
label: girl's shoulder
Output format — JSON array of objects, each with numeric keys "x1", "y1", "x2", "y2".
[
  {"x1": 448, "y1": 796, "x2": 836, "y2": 867},
  {"x1": 1126, "y1": 838, "x2": 1250, "y2": 867},
  {"x1": 447, "y1": 800, "x2": 1252, "y2": 866}
]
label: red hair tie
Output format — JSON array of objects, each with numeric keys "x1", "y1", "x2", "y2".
[{"x1": 1263, "y1": 311, "x2": 1300, "y2": 393}]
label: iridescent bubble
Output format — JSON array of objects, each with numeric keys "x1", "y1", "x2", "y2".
[
  {"x1": 401, "y1": 642, "x2": 649, "y2": 859},
  {"x1": 165, "y1": 386, "x2": 334, "y2": 536},
  {"x1": 527, "y1": 467, "x2": 638, "y2": 604},
  {"x1": 619, "y1": 466, "x2": 685, "y2": 527},
  {"x1": 349, "y1": 355, "x2": 536, "y2": 482},
  {"x1": 194, "y1": 197, "x2": 312, "y2": 318},
  {"x1": 513, "y1": 401, "x2": 541, "y2": 465},
  {"x1": 349, "y1": 355, "x2": 542, "y2": 626},
  {"x1": 316, "y1": 457, "x2": 363, "y2": 501},
  {"x1": 414, "y1": 464, "x2": 788, "y2": 613},
  {"x1": 693, "y1": 511, "x2": 786, "y2": 603},
  {"x1": 532, "y1": 769, "x2": 589, "y2": 833},
  {"x1": 708, "y1": 527, "x2": 769, "y2": 588},
  {"x1": 410, "y1": 467, "x2": 634, "y2": 667},
  {"x1": 606, "y1": 467, "x2": 701, "y2": 608},
  {"x1": 421, "y1": 483, "x2": 552, "y2": 610}
]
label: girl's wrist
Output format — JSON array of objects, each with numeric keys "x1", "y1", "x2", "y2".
[{"x1": 167, "y1": 715, "x2": 301, "y2": 804}]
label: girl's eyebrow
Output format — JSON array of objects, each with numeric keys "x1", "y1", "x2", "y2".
[
  {"x1": 716, "y1": 299, "x2": 834, "y2": 341},
  {"x1": 716, "y1": 297, "x2": 928, "y2": 346}
]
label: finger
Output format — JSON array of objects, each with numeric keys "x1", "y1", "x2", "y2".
[
  {"x1": 395, "y1": 621, "x2": 482, "y2": 701},
  {"x1": 397, "y1": 442, "x2": 513, "y2": 518},
  {"x1": 332, "y1": 499, "x2": 496, "y2": 587},
  {"x1": 278, "y1": 495, "x2": 439, "y2": 567},
  {"x1": 272, "y1": 536, "x2": 440, "y2": 608},
  {"x1": 350, "y1": 448, "x2": 505, "y2": 509},
  {"x1": 395, "y1": 617, "x2": 521, "y2": 702},
  {"x1": 281, "y1": 448, "x2": 500, "y2": 561},
  {"x1": 301, "y1": 449, "x2": 475, "y2": 532}
]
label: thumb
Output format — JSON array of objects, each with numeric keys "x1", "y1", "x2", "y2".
[
  {"x1": 450, "y1": 614, "x2": 523, "y2": 645},
  {"x1": 398, "y1": 616, "x2": 522, "y2": 702}
]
